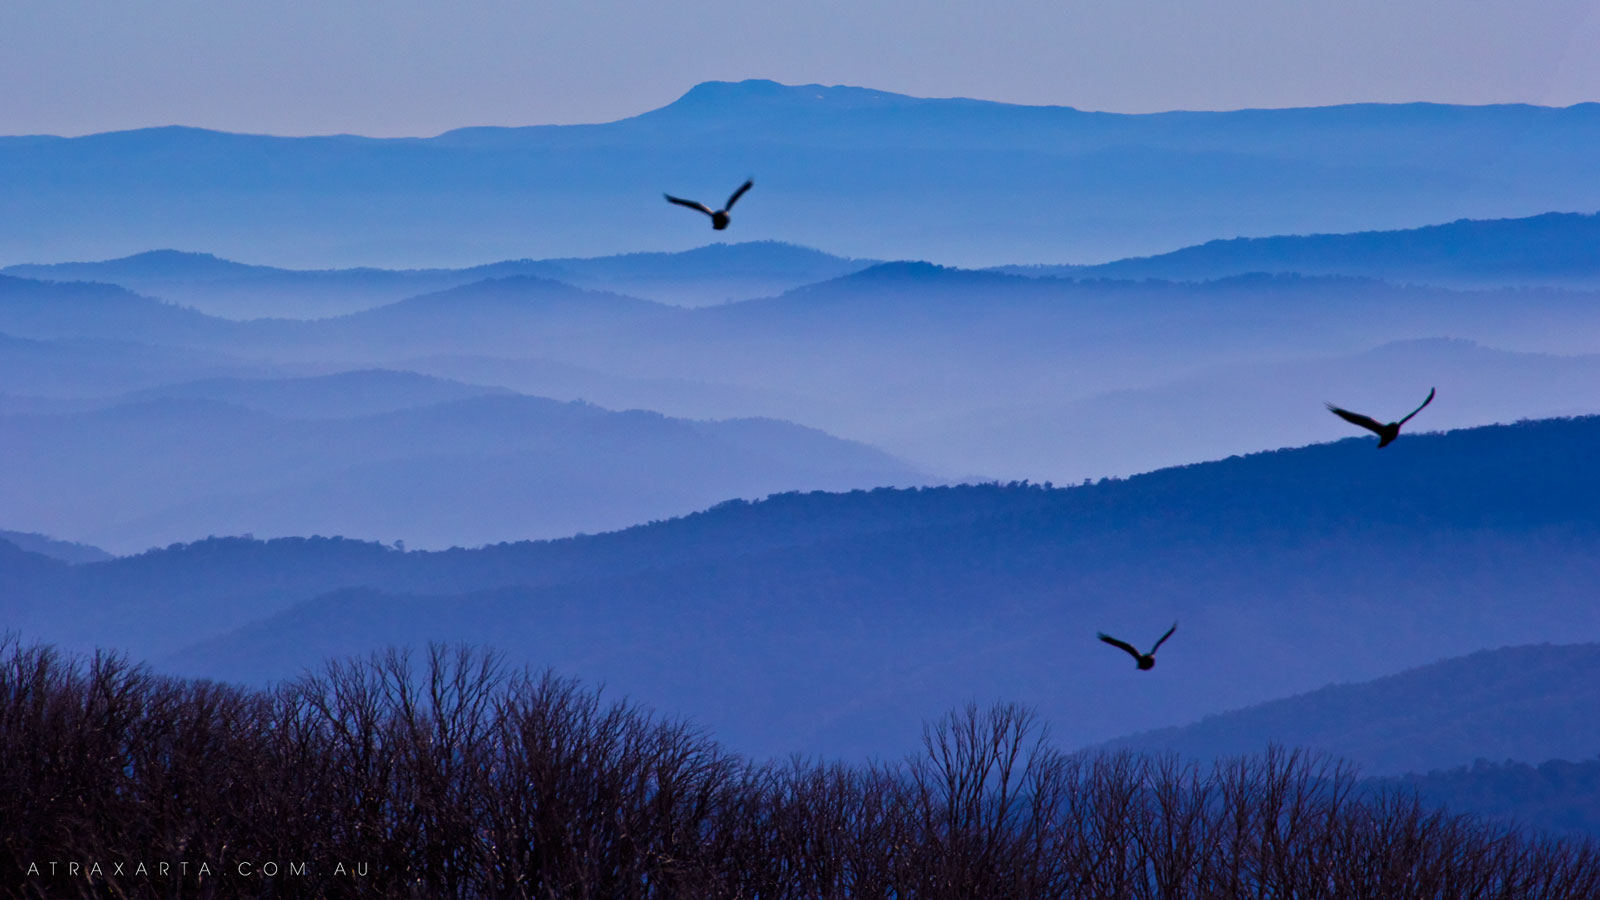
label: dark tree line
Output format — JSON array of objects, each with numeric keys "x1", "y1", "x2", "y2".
[{"x1": 2, "y1": 636, "x2": 1597, "y2": 899}]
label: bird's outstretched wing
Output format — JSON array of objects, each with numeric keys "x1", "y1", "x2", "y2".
[
  {"x1": 1397, "y1": 387, "x2": 1436, "y2": 427},
  {"x1": 1098, "y1": 633, "x2": 1142, "y2": 660},
  {"x1": 1326, "y1": 404, "x2": 1385, "y2": 435},
  {"x1": 665, "y1": 194, "x2": 715, "y2": 216},
  {"x1": 1149, "y1": 622, "x2": 1178, "y2": 655},
  {"x1": 724, "y1": 179, "x2": 753, "y2": 210}
]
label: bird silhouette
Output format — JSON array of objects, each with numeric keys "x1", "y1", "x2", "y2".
[
  {"x1": 664, "y1": 180, "x2": 752, "y2": 230},
  {"x1": 1098, "y1": 623, "x2": 1177, "y2": 671},
  {"x1": 1325, "y1": 387, "x2": 1436, "y2": 448}
]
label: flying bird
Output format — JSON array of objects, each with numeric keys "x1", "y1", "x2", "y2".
[
  {"x1": 664, "y1": 179, "x2": 753, "y2": 230},
  {"x1": 1098, "y1": 623, "x2": 1177, "y2": 671},
  {"x1": 1325, "y1": 387, "x2": 1436, "y2": 448}
]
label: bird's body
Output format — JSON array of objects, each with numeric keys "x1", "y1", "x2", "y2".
[
  {"x1": 1098, "y1": 623, "x2": 1177, "y2": 671},
  {"x1": 665, "y1": 180, "x2": 753, "y2": 231},
  {"x1": 1326, "y1": 387, "x2": 1436, "y2": 447}
]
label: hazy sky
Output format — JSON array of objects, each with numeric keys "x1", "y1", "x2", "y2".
[{"x1": 3, "y1": 0, "x2": 1597, "y2": 136}]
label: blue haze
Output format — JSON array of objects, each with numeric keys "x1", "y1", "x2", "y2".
[
  {"x1": 4, "y1": 81, "x2": 1600, "y2": 267},
  {"x1": 1, "y1": 79, "x2": 1599, "y2": 838}
]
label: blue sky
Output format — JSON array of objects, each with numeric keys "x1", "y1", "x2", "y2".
[{"x1": 2, "y1": 0, "x2": 1597, "y2": 136}]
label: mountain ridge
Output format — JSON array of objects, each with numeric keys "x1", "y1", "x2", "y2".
[
  {"x1": 996, "y1": 211, "x2": 1600, "y2": 287},
  {"x1": 6, "y1": 80, "x2": 1599, "y2": 267},
  {"x1": 2, "y1": 241, "x2": 876, "y2": 316},
  {"x1": 13, "y1": 81, "x2": 1600, "y2": 146}
]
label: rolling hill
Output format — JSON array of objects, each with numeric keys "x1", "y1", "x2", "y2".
[
  {"x1": 1, "y1": 241, "x2": 873, "y2": 318},
  {"x1": 0, "y1": 272, "x2": 680, "y2": 361},
  {"x1": 465, "y1": 241, "x2": 879, "y2": 308},
  {"x1": 14, "y1": 260, "x2": 1600, "y2": 385},
  {"x1": 2, "y1": 251, "x2": 471, "y2": 320},
  {"x1": 12, "y1": 262, "x2": 1600, "y2": 485}
]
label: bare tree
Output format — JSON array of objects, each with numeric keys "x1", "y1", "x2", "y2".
[{"x1": 4, "y1": 641, "x2": 1598, "y2": 900}]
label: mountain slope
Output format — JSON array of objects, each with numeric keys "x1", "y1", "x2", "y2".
[
  {"x1": 1102, "y1": 644, "x2": 1600, "y2": 776},
  {"x1": 394, "y1": 354, "x2": 803, "y2": 422},
  {"x1": 898, "y1": 338, "x2": 1600, "y2": 481},
  {"x1": 0, "y1": 393, "x2": 928, "y2": 555},
  {"x1": 109, "y1": 370, "x2": 514, "y2": 419},
  {"x1": 0, "y1": 330, "x2": 290, "y2": 397},
  {"x1": 21, "y1": 414, "x2": 1587, "y2": 759},
  {"x1": 0, "y1": 531, "x2": 113, "y2": 564},
  {"x1": 998, "y1": 212, "x2": 1600, "y2": 288},
  {"x1": 0, "y1": 275, "x2": 235, "y2": 344}
]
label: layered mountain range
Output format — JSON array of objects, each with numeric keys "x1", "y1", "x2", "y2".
[
  {"x1": 4, "y1": 79, "x2": 1599, "y2": 267},
  {"x1": 4, "y1": 86, "x2": 1598, "y2": 839}
]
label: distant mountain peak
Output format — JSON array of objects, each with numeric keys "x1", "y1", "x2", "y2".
[
  {"x1": 840, "y1": 260, "x2": 1023, "y2": 286},
  {"x1": 122, "y1": 249, "x2": 224, "y2": 262},
  {"x1": 665, "y1": 79, "x2": 928, "y2": 113},
  {"x1": 546, "y1": 240, "x2": 864, "y2": 267},
  {"x1": 4, "y1": 248, "x2": 273, "y2": 281},
  {"x1": 656, "y1": 79, "x2": 1075, "y2": 119}
]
